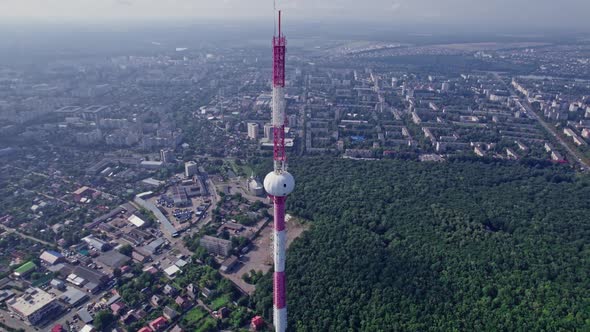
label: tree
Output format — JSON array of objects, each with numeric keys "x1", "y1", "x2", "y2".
[
  {"x1": 118, "y1": 244, "x2": 133, "y2": 257},
  {"x1": 253, "y1": 157, "x2": 590, "y2": 331},
  {"x1": 94, "y1": 311, "x2": 115, "y2": 331}
]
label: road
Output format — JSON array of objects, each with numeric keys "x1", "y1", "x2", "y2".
[
  {"x1": 518, "y1": 99, "x2": 590, "y2": 171},
  {"x1": 0, "y1": 224, "x2": 54, "y2": 247},
  {"x1": 47, "y1": 288, "x2": 111, "y2": 332},
  {"x1": 1, "y1": 308, "x2": 35, "y2": 332},
  {"x1": 494, "y1": 73, "x2": 590, "y2": 171}
]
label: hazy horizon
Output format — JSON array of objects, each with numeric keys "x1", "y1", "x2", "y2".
[{"x1": 1, "y1": 0, "x2": 590, "y2": 32}]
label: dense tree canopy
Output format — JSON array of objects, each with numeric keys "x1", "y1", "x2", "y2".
[{"x1": 254, "y1": 158, "x2": 590, "y2": 331}]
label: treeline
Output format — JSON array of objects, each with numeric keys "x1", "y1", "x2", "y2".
[{"x1": 253, "y1": 157, "x2": 590, "y2": 331}]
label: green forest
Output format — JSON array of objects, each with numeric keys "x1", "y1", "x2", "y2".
[{"x1": 253, "y1": 157, "x2": 590, "y2": 331}]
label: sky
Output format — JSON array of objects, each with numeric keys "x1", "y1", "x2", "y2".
[{"x1": 1, "y1": 0, "x2": 589, "y2": 30}]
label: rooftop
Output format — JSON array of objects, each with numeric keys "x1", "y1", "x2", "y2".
[
  {"x1": 128, "y1": 214, "x2": 147, "y2": 227},
  {"x1": 14, "y1": 261, "x2": 36, "y2": 275},
  {"x1": 59, "y1": 287, "x2": 88, "y2": 306},
  {"x1": 7, "y1": 288, "x2": 55, "y2": 317},
  {"x1": 164, "y1": 265, "x2": 181, "y2": 277}
]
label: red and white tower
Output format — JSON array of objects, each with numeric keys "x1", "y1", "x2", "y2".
[{"x1": 263, "y1": 10, "x2": 294, "y2": 332}]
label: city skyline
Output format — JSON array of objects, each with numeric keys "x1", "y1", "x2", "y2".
[
  {"x1": 1, "y1": 0, "x2": 590, "y2": 31},
  {"x1": 0, "y1": 1, "x2": 589, "y2": 331}
]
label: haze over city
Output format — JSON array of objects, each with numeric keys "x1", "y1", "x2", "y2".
[
  {"x1": 1, "y1": 0, "x2": 590, "y2": 30},
  {"x1": 0, "y1": 1, "x2": 589, "y2": 332}
]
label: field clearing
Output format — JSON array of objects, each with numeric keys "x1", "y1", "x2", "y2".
[
  {"x1": 182, "y1": 307, "x2": 208, "y2": 326},
  {"x1": 221, "y1": 215, "x2": 309, "y2": 294}
]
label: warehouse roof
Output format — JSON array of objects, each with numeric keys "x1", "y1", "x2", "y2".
[{"x1": 14, "y1": 261, "x2": 37, "y2": 276}]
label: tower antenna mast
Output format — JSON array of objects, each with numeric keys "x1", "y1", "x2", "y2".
[{"x1": 263, "y1": 8, "x2": 294, "y2": 332}]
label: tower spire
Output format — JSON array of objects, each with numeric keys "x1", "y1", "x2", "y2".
[{"x1": 264, "y1": 8, "x2": 294, "y2": 332}]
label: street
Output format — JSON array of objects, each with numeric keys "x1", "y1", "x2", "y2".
[{"x1": 495, "y1": 73, "x2": 590, "y2": 171}]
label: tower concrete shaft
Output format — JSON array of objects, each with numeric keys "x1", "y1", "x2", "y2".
[
  {"x1": 268, "y1": 10, "x2": 290, "y2": 332},
  {"x1": 272, "y1": 195, "x2": 287, "y2": 332}
]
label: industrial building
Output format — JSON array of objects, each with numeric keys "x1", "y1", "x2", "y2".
[
  {"x1": 82, "y1": 235, "x2": 110, "y2": 251},
  {"x1": 40, "y1": 250, "x2": 65, "y2": 265},
  {"x1": 13, "y1": 261, "x2": 37, "y2": 278},
  {"x1": 96, "y1": 251, "x2": 131, "y2": 269},
  {"x1": 140, "y1": 160, "x2": 165, "y2": 170},
  {"x1": 59, "y1": 287, "x2": 89, "y2": 307},
  {"x1": 200, "y1": 235, "x2": 232, "y2": 257},
  {"x1": 7, "y1": 288, "x2": 61, "y2": 325},
  {"x1": 171, "y1": 186, "x2": 191, "y2": 207},
  {"x1": 60, "y1": 265, "x2": 109, "y2": 293}
]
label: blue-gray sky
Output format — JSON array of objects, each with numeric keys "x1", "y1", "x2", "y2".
[{"x1": 1, "y1": 0, "x2": 589, "y2": 29}]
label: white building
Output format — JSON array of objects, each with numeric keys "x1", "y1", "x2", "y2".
[
  {"x1": 128, "y1": 214, "x2": 147, "y2": 227},
  {"x1": 247, "y1": 123, "x2": 259, "y2": 140},
  {"x1": 185, "y1": 161, "x2": 198, "y2": 178},
  {"x1": 140, "y1": 160, "x2": 165, "y2": 170},
  {"x1": 7, "y1": 288, "x2": 60, "y2": 326}
]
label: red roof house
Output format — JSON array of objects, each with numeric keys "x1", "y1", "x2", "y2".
[
  {"x1": 149, "y1": 316, "x2": 168, "y2": 331},
  {"x1": 251, "y1": 316, "x2": 265, "y2": 331}
]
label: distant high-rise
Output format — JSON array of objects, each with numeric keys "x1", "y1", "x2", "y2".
[
  {"x1": 287, "y1": 114, "x2": 297, "y2": 128},
  {"x1": 160, "y1": 149, "x2": 174, "y2": 163},
  {"x1": 441, "y1": 82, "x2": 451, "y2": 92},
  {"x1": 184, "y1": 161, "x2": 198, "y2": 178},
  {"x1": 264, "y1": 123, "x2": 274, "y2": 140},
  {"x1": 248, "y1": 123, "x2": 260, "y2": 140}
]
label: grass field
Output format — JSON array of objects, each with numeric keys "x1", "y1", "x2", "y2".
[
  {"x1": 195, "y1": 317, "x2": 217, "y2": 332},
  {"x1": 210, "y1": 294, "x2": 231, "y2": 310},
  {"x1": 182, "y1": 307, "x2": 208, "y2": 327}
]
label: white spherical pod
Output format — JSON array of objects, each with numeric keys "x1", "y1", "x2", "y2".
[{"x1": 264, "y1": 171, "x2": 295, "y2": 197}]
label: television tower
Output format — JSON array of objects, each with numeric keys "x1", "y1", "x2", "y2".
[{"x1": 263, "y1": 9, "x2": 294, "y2": 332}]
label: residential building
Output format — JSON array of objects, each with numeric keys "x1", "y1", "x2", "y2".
[
  {"x1": 160, "y1": 149, "x2": 175, "y2": 163},
  {"x1": 184, "y1": 161, "x2": 198, "y2": 178},
  {"x1": 251, "y1": 316, "x2": 265, "y2": 331},
  {"x1": 149, "y1": 316, "x2": 168, "y2": 331},
  {"x1": 200, "y1": 235, "x2": 232, "y2": 257},
  {"x1": 247, "y1": 123, "x2": 259, "y2": 140},
  {"x1": 264, "y1": 123, "x2": 273, "y2": 140},
  {"x1": 163, "y1": 306, "x2": 179, "y2": 321}
]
